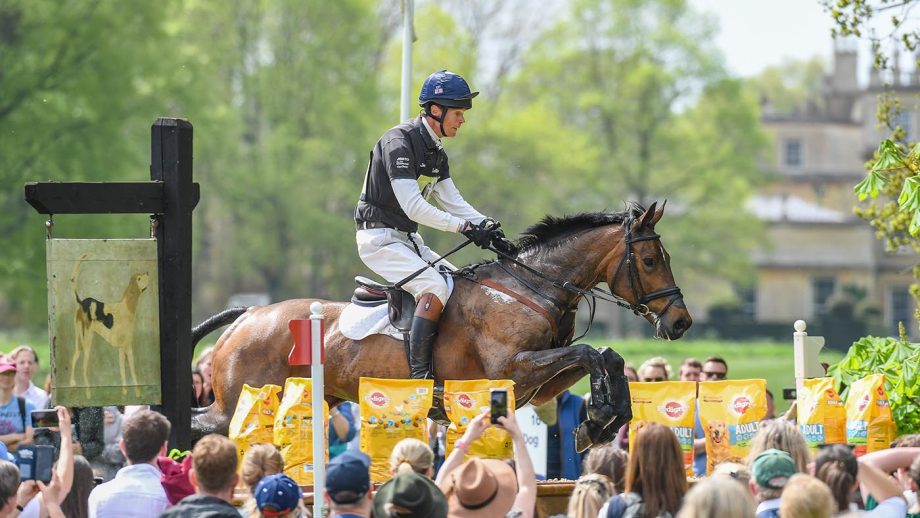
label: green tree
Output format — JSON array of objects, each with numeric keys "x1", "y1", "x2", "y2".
[{"x1": 829, "y1": 0, "x2": 920, "y2": 322}]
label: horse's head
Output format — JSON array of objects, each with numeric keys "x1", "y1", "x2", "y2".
[{"x1": 607, "y1": 201, "x2": 692, "y2": 339}]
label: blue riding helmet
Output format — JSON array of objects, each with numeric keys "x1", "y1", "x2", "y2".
[{"x1": 418, "y1": 70, "x2": 479, "y2": 110}]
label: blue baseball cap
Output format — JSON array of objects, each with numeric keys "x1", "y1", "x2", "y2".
[
  {"x1": 254, "y1": 473, "x2": 302, "y2": 517},
  {"x1": 326, "y1": 450, "x2": 371, "y2": 504}
]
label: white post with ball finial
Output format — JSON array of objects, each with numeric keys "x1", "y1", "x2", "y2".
[
  {"x1": 793, "y1": 320, "x2": 825, "y2": 421},
  {"x1": 310, "y1": 302, "x2": 325, "y2": 518}
]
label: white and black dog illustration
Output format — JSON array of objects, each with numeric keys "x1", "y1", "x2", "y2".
[{"x1": 70, "y1": 254, "x2": 149, "y2": 392}]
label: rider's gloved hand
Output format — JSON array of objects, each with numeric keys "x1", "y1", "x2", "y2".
[
  {"x1": 490, "y1": 227, "x2": 520, "y2": 256},
  {"x1": 461, "y1": 220, "x2": 495, "y2": 249}
]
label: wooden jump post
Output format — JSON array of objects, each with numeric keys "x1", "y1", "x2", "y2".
[{"x1": 24, "y1": 118, "x2": 199, "y2": 449}]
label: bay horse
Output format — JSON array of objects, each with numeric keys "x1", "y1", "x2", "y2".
[{"x1": 191, "y1": 201, "x2": 691, "y2": 451}]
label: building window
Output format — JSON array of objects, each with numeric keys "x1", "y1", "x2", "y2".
[
  {"x1": 892, "y1": 111, "x2": 913, "y2": 142},
  {"x1": 812, "y1": 276, "x2": 836, "y2": 317},
  {"x1": 784, "y1": 139, "x2": 802, "y2": 168},
  {"x1": 890, "y1": 286, "x2": 912, "y2": 335}
]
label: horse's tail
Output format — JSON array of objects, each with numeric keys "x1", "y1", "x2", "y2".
[
  {"x1": 191, "y1": 307, "x2": 248, "y2": 352},
  {"x1": 191, "y1": 404, "x2": 230, "y2": 442}
]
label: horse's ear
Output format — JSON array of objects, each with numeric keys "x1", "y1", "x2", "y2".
[
  {"x1": 639, "y1": 201, "x2": 658, "y2": 229},
  {"x1": 651, "y1": 199, "x2": 667, "y2": 227}
]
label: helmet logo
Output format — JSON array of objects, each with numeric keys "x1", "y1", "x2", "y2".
[{"x1": 434, "y1": 86, "x2": 444, "y2": 94}]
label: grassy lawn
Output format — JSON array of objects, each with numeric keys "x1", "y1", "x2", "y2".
[
  {"x1": 567, "y1": 338, "x2": 846, "y2": 414},
  {"x1": 0, "y1": 329, "x2": 843, "y2": 415}
]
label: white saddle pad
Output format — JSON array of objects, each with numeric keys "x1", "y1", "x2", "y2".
[{"x1": 339, "y1": 275, "x2": 454, "y2": 341}]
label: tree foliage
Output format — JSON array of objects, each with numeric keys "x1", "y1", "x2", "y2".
[{"x1": 0, "y1": 0, "x2": 767, "y2": 329}]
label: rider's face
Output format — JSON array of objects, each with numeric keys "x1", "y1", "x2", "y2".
[{"x1": 432, "y1": 106, "x2": 467, "y2": 138}]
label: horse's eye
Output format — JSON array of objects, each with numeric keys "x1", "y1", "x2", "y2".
[{"x1": 643, "y1": 257, "x2": 655, "y2": 267}]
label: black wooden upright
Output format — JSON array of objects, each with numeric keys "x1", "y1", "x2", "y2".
[{"x1": 24, "y1": 117, "x2": 199, "y2": 449}]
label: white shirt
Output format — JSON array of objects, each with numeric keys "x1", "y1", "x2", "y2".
[
  {"x1": 16, "y1": 383, "x2": 48, "y2": 410},
  {"x1": 87, "y1": 463, "x2": 170, "y2": 518}
]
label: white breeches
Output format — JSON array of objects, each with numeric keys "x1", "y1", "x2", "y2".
[{"x1": 356, "y1": 228, "x2": 456, "y2": 306}]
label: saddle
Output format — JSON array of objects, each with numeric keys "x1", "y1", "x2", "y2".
[{"x1": 351, "y1": 276, "x2": 417, "y2": 333}]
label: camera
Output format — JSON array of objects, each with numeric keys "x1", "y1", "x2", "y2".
[
  {"x1": 490, "y1": 389, "x2": 508, "y2": 424},
  {"x1": 17, "y1": 445, "x2": 54, "y2": 483}
]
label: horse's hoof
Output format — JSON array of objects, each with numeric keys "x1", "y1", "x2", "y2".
[
  {"x1": 575, "y1": 420, "x2": 606, "y2": 453},
  {"x1": 586, "y1": 403, "x2": 616, "y2": 427}
]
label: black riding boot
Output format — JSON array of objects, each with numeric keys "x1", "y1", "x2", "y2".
[{"x1": 409, "y1": 293, "x2": 443, "y2": 380}]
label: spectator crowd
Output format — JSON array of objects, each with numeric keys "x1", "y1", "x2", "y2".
[{"x1": 2, "y1": 343, "x2": 919, "y2": 518}]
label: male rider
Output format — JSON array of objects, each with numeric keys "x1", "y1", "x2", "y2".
[{"x1": 354, "y1": 70, "x2": 513, "y2": 380}]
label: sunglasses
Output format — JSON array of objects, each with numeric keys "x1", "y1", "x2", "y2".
[
  {"x1": 641, "y1": 377, "x2": 665, "y2": 382},
  {"x1": 703, "y1": 371, "x2": 727, "y2": 380}
]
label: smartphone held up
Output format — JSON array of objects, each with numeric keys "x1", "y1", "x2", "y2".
[{"x1": 490, "y1": 389, "x2": 508, "y2": 424}]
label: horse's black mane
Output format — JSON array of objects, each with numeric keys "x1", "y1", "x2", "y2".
[{"x1": 515, "y1": 202, "x2": 646, "y2": 253}]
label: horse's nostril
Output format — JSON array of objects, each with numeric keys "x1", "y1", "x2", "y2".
[{"x1": 673, "y1": 318, "x2": 687, "y2": 333}]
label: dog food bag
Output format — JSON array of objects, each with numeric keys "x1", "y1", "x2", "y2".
[
  {"x1": 273, "y1": 377, "x2": 328, "y2": 484},
  {"x1": 796, "y1": 377, "x2": 846, "y2": 452},
  {"x1": 627, "y1": 381, "x2": 697, "y2": 477},
  {"x1": 359, "y1": 377, "x2": 433, "y2": 482},
  {"x1": 444, "y1": 379, "x2": 516, "y2": 461},
  {"x1": 228, "y1": 383, "x2": 281, "y2": 463},
  {"x1": 846, "y1": 374, "x2": 896, "y2": 457},
  {"x1": 698, "y1": 379, "x2": 767, "y2": 475}
]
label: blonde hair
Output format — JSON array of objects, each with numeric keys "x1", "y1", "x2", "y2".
[
  {"x1": 638, "y1": 356, "x2": 672, "y2": 380},
  {"x1": 240, "y1": 444, "x2": 284, "y2": 518},
  {"x1": 711, "y1": 461, "x2": 752, "y2": 488},
  {"x1": 388, "y1": 438, "x2": 434, "y2": 476},
  {"x1": 676, "y1": 477, "x2": 755, "y2": 518},
  {"x1": 778, "y1": 474, "x2": 834, "y2": 518},
  {"x1": 566, "y1": 474, "x2": 614, "y2": 518},
  {"x1": 582, "y1": 444, "x2": 628, "y2": 493},
  {"x1": 746, "y1": 419, "x2": 810, "y2": 474}
]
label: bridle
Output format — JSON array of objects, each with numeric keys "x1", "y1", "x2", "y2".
[
  {"x1": 477, "y1": 217, "x2": 684, "y2": 343},
  {"x1": 609, "y1": 218, "x2": 684, "y2": 323}
]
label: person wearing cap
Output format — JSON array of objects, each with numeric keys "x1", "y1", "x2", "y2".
[
  {"x1": 0, "y1": 356, "x2": 34, "y2": 456},
  {"x1": 253, "y1": 473, "x2": 306, "y2": 518},
  {"x1": 750, "y1": 448, "x2": 796, "y2": 518},
  {"x1": 435, "y1": 409, "x2": 536, "y2": 518},
  {"x1": 354, "y1": 69, "x2": 516, "y2": 380},
  {"x1": 325, "y1": 450, "x2": 374, "y2": 518}
]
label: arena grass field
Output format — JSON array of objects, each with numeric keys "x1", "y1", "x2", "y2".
[{"x1": 1, "y1": 331, "x2": 845, "y2": 413}]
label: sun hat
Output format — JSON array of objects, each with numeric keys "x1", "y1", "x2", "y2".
[
  {"x1": 254, "y1": 473, "x2": 302, "y2": 517},
  {"x1": 438, "y1": 457, "x2": 517, "y2": 517},
  {"x1": 326, "y1": 450, "x2": 371, "y2": 504},
  {"x1": 372, "y1": 471, "x2": 447, "y2": 518},
  {"x1": 752, "y1": 448, "x2": 796, "y2": 489}
]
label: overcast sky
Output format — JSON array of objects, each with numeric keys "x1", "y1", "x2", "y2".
[{"x1": 688, "y1": 0, "x2": 837, "y2": 77}]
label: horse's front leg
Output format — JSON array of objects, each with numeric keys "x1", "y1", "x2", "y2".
[
  {"x1": 503, "y1": 344, "x2": 616, "y2": 428},
  {"x1": 572, "y1": 347, "x2": 633, "y2": 452}
]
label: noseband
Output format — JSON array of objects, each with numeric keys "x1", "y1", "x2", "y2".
[{"x1": 610, "y1": 223, "x2": 683, "y2": 324}]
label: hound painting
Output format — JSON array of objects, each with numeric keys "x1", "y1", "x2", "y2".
[{"x1": 47, "y1": 239, "x2": 161, "y2": 406}]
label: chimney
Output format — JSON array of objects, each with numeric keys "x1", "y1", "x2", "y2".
[{"x1": 831, "y1": 39, "x2": 859, "y2": 92}]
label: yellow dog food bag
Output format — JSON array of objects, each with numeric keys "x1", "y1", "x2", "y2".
[
  {"x1": 627, "y1": 381, "x2": 697, "y2": 477},
  {"x1": 698, "y1": 379, "x2": 766, "y2": 475},
  {"x1": 444, "y1": 379, "x2": 515, "y2": 461},
  {"x1": 846, "y1": 374, "x2": 896, "y2": 457},
  {"x1": 228, "y1": 383, "x2": 282, "y2": 463},
  {"x1": 359, "y1": 377, "x2": 433, "y2": 482},
  {"x1": 273, "y1": 377, "x2": 328, "y2": 484},
  {"x1": 796, "y1": 377, "x2": 846, "y2": 452}
]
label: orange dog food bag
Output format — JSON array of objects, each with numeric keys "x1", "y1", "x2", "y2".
[
  {"x1": 627, "y1": 381, "x2": 697, "y2": 477},
  {"x1": 273, "y1": 377, "x2": 328, "y2": 484},
  {"x1": 796, "y1": 377, "x2": 846, "y2": 452},
  {"x1": 443, "y1": 379, "x2": 515, "y2": 461},
  {"x1": 698, "y1": 379, "x2": 766, "y2": 475},
  {"x1": 846, "y1": 374, "x2": 895, "y2": 457},
  {"x1": 228, "y1": 383, "x2": 281, "y2": 463},
  {"x1": 359, "y1": 377, "x2": 433, "y2": 482}
]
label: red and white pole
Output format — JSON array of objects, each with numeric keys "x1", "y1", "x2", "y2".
[{"x1": 288, "y1": 301, "x2": 325, "y2": 518}]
